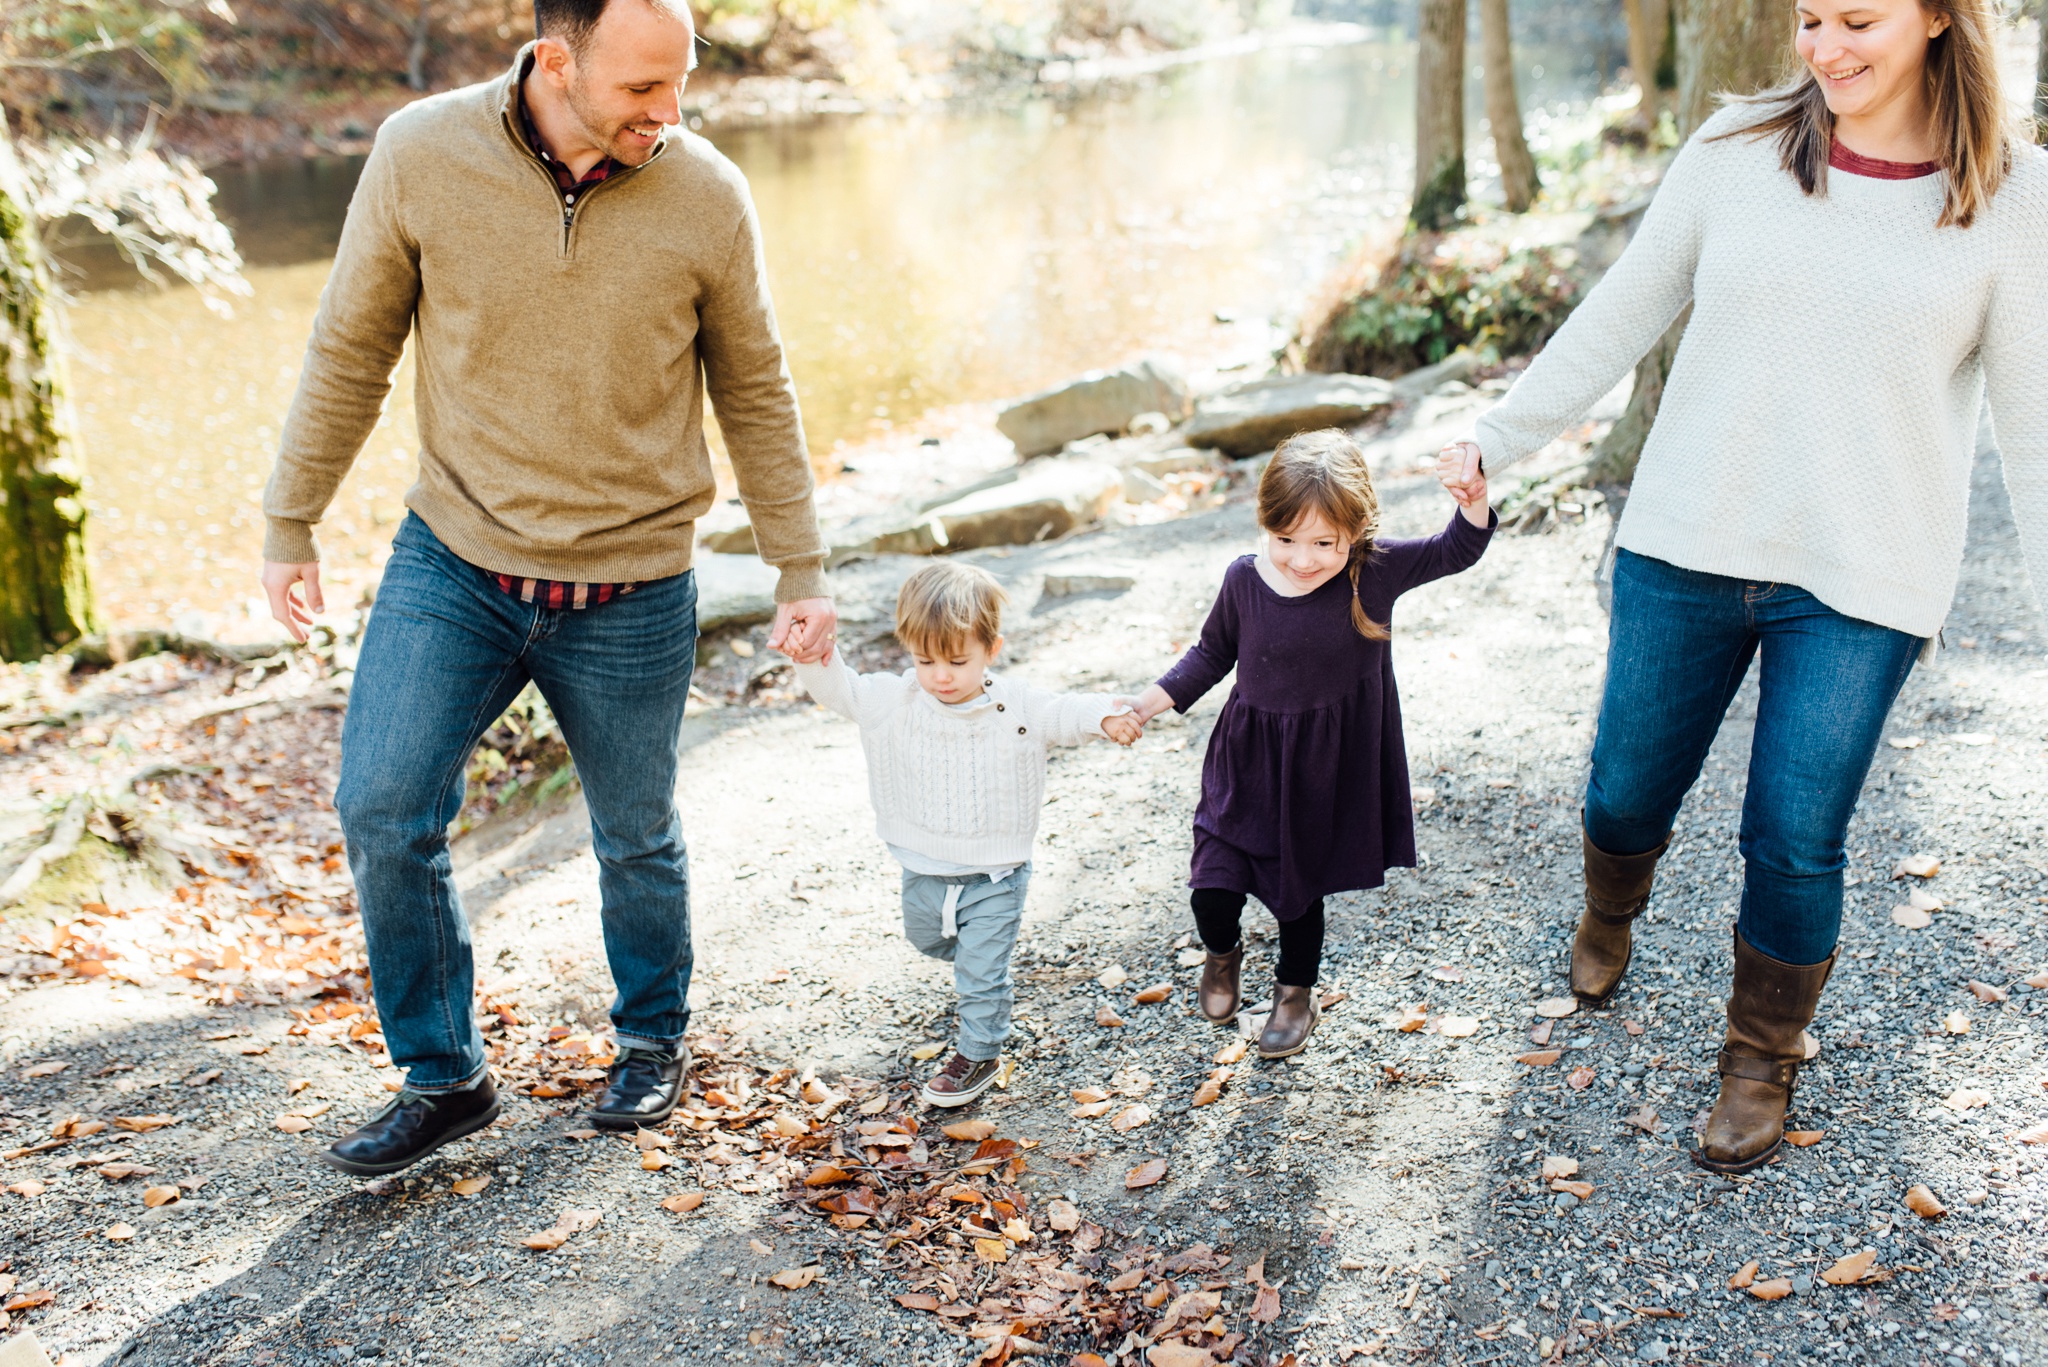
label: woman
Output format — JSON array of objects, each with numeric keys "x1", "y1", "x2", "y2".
[{"x1": 1442, "y1": 0, "x2": 2045, "y2": 1173}]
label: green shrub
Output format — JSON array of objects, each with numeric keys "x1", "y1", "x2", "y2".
[{"x1": 1305, "y1": 234, "x2": 1583, "y2": 379}]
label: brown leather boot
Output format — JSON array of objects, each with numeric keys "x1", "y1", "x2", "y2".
[
  {"x1": 1199, "y1": 942, "x2": 1243, "y2": 1024},
  {"x1": 1572, "y1": 829, "x2": 1671, "y2": 1007},
  {"x1": 1256, "y1": 984, "x2": 1320, "y2": 1059},
  {"x1": 1693, "y1": 930, "x2": 1837, "y2": 1174}
]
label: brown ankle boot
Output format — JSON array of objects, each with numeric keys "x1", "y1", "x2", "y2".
[
  {"x1": 1572, "y1": 829, "x2": 1670, "y2": 1007},
  {"x1": 1199, "y1": 942, "x2": 1243, "y2": 1024},
  {"x1": 1256, "y1": 984, "x2": 1320, "y2": 1059},
  {"x1": 1693, "y1": 930, "x2": 1837, "y2": 1174}
]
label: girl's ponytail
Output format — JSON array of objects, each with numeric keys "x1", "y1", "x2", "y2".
[{"x1": 1259, "y1": 429, "x2": 1391, "y2": 642}]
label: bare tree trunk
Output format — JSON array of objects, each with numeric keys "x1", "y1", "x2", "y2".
[
  {"x1": 0, "y1": 111, "x2": 96, "y2": 662},
  {"x1": 1590, "y1": 0, "x2": 1789, "y2": 484},
  {"x1": 1621, "y1": 0, "x2": 1671, "y2": 124},
  {"x1": 1478, "y1": 0, "x2": 1538, "y2": 212},
  {"x1": 407, "y1": 0, "x2": 433, "y2": 93},
  {"x1": 1410, "y1": 0, "x2": 1467, "y2": 231}
]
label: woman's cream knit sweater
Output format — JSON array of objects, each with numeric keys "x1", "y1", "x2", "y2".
[
  {"x1": 795, "y1": 651, "x2": 1118, "y2": 868},
  {"x1": 1475, "y1": 106, "x2": 2048, "y2": 638}
]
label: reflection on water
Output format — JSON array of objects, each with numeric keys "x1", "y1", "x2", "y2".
[{"x1": 63, "y1": 37, "x2": 1605, "y2": 628}]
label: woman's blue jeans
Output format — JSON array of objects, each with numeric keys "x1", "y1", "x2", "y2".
[
  {"x1": 336, "y1": 514, "x2": 699, "y2": 1092},
  {"x1": 1585, "y1": 549, "x2": 1923, "y2": 967}
]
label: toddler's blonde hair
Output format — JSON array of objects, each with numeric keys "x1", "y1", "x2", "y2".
[
  {"x1": 896, "y1": 560, "x2": 1007, "y2": 656},
  {"x1": 1257, "y1": 428, "x2": 1390, "y2": 642}
]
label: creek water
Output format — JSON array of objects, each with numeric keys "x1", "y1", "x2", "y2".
[{"x1": 61, "y1": 35, "x2": 1606, "y2": 629}]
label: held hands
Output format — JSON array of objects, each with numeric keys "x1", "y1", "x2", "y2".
[
  {"x1": 769, "y1": 597, "x2": 839, "y2": 664},
  {"x1": 1101, "y1": 710, "x2": 1144, "y2": 747},
  {"x1": 1435, "y1": 441, "x2": 1490, "y2": 526}
]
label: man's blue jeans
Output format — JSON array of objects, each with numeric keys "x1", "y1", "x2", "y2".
[
  {"x1": 1585, "y1": 549, "x2": 1923, "y2": 966},
  {"x1": 336, "y1": 514, "x2": 698, "y2": 1092}
]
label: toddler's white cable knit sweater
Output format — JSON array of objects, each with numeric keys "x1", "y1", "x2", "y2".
[
  {"x1": 794, "y1": 651, "x2": 1118, "y2": 867},
  {"x1": 1475, "y1": 106, "x2": 2048, "y2": 638}
]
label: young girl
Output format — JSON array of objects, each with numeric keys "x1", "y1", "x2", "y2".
[{"x1": 1123, "y1": 429, "x2": 1493, "y2": 1058}]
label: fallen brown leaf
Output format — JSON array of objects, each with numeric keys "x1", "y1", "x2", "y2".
[
  {"x1": 1945, "y1": 1086, "x2": 1990, "y2": 1110},
  {"x1": 1047, "y1": 1198, "x2": 1080, "y2": 1232},
  {"x1": 1890, "y1": 907, "x2": 1932, "y2": 930},
  {"x1": 275, "y1": 1115, "x2": 314, "y2": 1134},
  {"x1": 96, "y1": 1163, "x2": 157, "y2": 1181},
  {"x1": 802, "y1": 1164, "x2": 851, "y2": 1186},
  {"x1": 1435, "y1": 1016, "x2": 1480, "y2": 1039},
  {"x1": 1943, "y1": 1011, "x2": 1972, "y2": 1036},
  {"x1": 1623, "y1": 1020, "x2": 1645, "y2": 1036},
  {"x1": 451, "y1": 1176, "x2": 491, "y2": 1196},
  {"x1": 1133, "y1": 983, "x2": 1173, "y2": 1005},
  {"x1": 941, "y1": 1119, "x2": 997, "y2": 1142},
  {"x1": 2025, "y1": 971, "x2": 2048, "y2": 990},
  {"x1": 1566, "y1": 1066, "x2": 1596, "y2": 1090},
  {"x1": 895, "y1": 1293, "x2": 941, "y2": 1311},
  {"x1": 22, "y1": 1061, "x2": 67, "y2": 1078},
  {"x1": 1430, "y1": 965, "x2": 1465, "y2": 982},
  {"x1": 660, "y1": 1192, "x2": 704, "y2": 1213},
  {"x1": 1905, "y1": 1184, "x2": 1947, "y2": 1220},
  {"x1": 2014, "y1": 1122, "x2": 2048, "y2": 1145},
  {"x1": 639, "y1": 1150, "x2": 672, "y2": 1171},
  {"x1": 632, "y1": 1129, "x2": 673, "y2": 1151},
  {"x1": 1549, "y1": 1180, "x2": 1594, "y2": 1199},
  {"x1": 105, "y1": 1224, "x2": 137, "y2": 1241},
  {"x1": 1820, "y1": 1250, "x2": 1880, "y2": 1285},
  {"x1": 1516, "y1": 1049, "x2": 1562, "y2": 1067},
  {"x1": 1096, "y1": 1006, "x2": 1125, "y2": 1028},
  {"x1": 1534, "y1": 997, "x2": 1578, "y2": 1019},
  {"x1": 1893, "y1": 854, "x2": 1940, "y2": 879},
  {"x1": 769, "y1": 1265, "x2": 823, "y2": 1289},
  {"x1": 1622, "y1": 1105, "x2": 1661, "y2": 1134},
  {"x1": 973, "y1": 1237, "x2": 1008, "y2": 1264},
  {"x1": 1126, "y1": 1158, "x2": 1167, "y2": 1190},
  {"x1": 1106, "y1": 1268, "x2": 1145, "y2": 1293},
  {"x1": 1968, "y1": 981, "x2": 2009, "y2": 1004},
  {"x1": 1539, "y1": 1156, "x2": 1579, "y2": 1180},
  {"x1": 1147, "y1": 1345, "x2": 1217, "y2": 1367},
  {"x1": 2, "y1": 1288, "x2": 55, "y2": 1310},
  {"x1": 1111, "y1": 1104, "x2": 1152, "y2": 1133},
  {"x1": 141, "y1": 1185, "x2": 181, "y2": 1208},
  {"x1": 1071, "y1": 1100, "x2": 1115, "y2": 1119},
  {"x1": 1250, "y1": 1282, "x2": 1282, "y2": 1324},
  {"x1": 1071, "y1": 1086, "x2": 1111, "y2": 1104},
  {"x1": 1784, "y1": 1130, "x2": 1825, "y2": 1147},
  {"x1": 750, "y1": 1238, "x2": 774, "y2": 1256},
  {"x1": 6, "y1": 1181, "x2": 46, "y2": 1198},
  {"x1": 111, "y1": 1114, "x2": 178, "y2": 1133},
  {"x1": 1394, "y1": 1002, "x2": 1428, "y2": 1033},
  {"x1": 1192, "y1": 1076, "x2": 1224, "y2": 1107},
  {"x1": 1726, "y1": 1260, "x2": 1758, "y2": 1290},
  {"x1": 521, "y1": 1208, "x2": 601, "y2": 1251},
  {"x1": 1213, "y1": 1039, "x2": 1248, "y2": 1066},
  {"x1": 1748, "y1": 1279, "x2": 1794, "y2": 1301}
]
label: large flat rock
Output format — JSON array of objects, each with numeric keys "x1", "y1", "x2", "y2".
[
  {"x1": 692, "y1": 553, "x2": 783, "y2": 633},
  {"x1": 995, "y1": 357, "x2": 1189, "y2": 458},
  {"x1": 853, "y1": 458, "x2": 1123, "y2": 556},
  {"x1": 1182, "y1": 372, "x2": 1396, "y2": 457}
]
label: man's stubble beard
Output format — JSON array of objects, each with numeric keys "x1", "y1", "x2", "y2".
[{"x1": 565, "y1": 75, "x2": 660, "y2": 167}]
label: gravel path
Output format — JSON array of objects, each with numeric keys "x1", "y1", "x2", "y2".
[{"x1": 1, "y1": 438, "x2": 2042, "y2": 1367}]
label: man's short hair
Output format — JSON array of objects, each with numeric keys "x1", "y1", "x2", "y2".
[
  {"x1": 534, "y1": 0, "x2": 610, "y2": 52},
  {"x1": 535, "y1": 0, "x2": 692, "y2": 52},
  {"x1": 896, "y1": 561, "x2": 1006, "y2": 657}
]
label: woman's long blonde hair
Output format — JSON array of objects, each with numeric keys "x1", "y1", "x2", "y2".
[
  {"x1": 1715, "y1": 0, "x2": 2014, "y2": 228},
  {"x1": 1257, "y1": 429, "x2": 1390, "y2": 642}
]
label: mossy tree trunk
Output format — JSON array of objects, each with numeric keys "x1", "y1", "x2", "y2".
[
  {"x1": 1410, "y1": 0, "x2": 1467, "y2": 231},
  {"x1": 0, "y1": 111, "x2": 96, "y2": 661},
  {"x1": 1478, "y1": 0, "x2": 1539, "y2": 212},
  {"x1": 1589, "y1": 0, "x2": 1788, "y2": 484}
]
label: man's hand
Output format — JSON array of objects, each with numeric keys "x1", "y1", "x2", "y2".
[
  {"x1": 262, "y1": 561, "x2": 325, "y2": 644},
  {"x1": 1435, "y1": 441, "x2": 1490, "y2": 525},
  {"x1": 768, "y1": 597, "x2": 838, "y2": 664},
  {"x1": 1102, "y1": 711, "x2": 1144, "y2": 747}
]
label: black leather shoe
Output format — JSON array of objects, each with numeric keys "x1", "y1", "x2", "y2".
[
  {"x1": 588, "y1": 1046, "x2": 689, "y2": 1130},
  {"x1": 319, "y1": 1074, "x2": 500, "y2": 1177}
]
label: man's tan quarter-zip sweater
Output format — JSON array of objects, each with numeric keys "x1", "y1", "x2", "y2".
[{"x1": 262, "y1": 46, "x2": 828, "y2": 601}]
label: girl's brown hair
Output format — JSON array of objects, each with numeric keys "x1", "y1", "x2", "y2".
[
  {"x1": 1257, "y1": 429, "x2": 1390, "y2": 641},
  {"x1": 1714, "y1": 0, "x2": 2014, "y2": 229}
]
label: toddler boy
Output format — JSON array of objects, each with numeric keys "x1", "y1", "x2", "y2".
[{"x1": 794, "y1": 561, "x2": 1139, "y2": 1106}]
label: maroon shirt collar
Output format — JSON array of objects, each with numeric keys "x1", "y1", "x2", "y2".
[
  {"x1": 516, "y1": 78, "x2": 626, "y2": 192},
  {"x1": 1829, "y1": 140, "x2": 1941, "y2": 181}
]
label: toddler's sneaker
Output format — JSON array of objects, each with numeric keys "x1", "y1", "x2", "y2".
[{"x1": 922, "y1": 1052, "x2": 1002, "y2": 1108}]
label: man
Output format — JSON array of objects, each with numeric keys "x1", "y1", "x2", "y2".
[{"x1": 259, "y1": 0, "x2": 835, "y2": 1176}]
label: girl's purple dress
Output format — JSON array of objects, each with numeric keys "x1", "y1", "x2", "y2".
[{"x1": 1156, "y1": 509, "x2": 1495, "y2": 920}]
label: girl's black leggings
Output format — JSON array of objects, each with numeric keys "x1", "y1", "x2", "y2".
[{"x1": 1190, "y1": 889, "x2": 1324, "y2": 988}]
